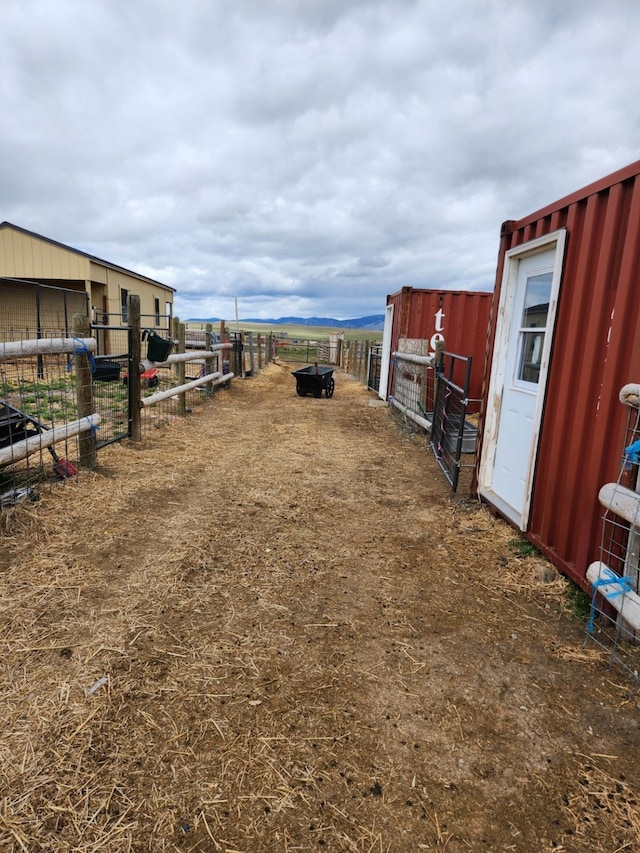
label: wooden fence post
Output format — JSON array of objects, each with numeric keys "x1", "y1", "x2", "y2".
[
  {"x1": 257, "y1": 333, "x2": 263, "y2": 370},
  {"x1": 219, "y1": 321, "x2": 229, "y2": 374},
  {"x1": 175, "y1": 319, "x2": 186, "y2": 415},
  {"x1": 72, "y1": 313, "x2": 97, "y2": 469},
  {"x1": 205, "y1": 322, "x2": 215, "y2": 395},
  {"x1": 129, "y1": 295, "x2": 142, "y2": 442},
  {"x1": 247, "y1": 332, "x2": 255, "y2": 376}
]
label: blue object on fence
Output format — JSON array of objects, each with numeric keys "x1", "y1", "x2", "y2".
[
  {"x1": 624, "y1": 437, "x2": 640, "y2": 465},
  {"x1": 84, "y1": 415, "x2": 100, "y2": 438},
  {"x1": 67, "y1": 338, "x2": 96, "y2": 373},
  {"x1": 587, "y1": 567, "x2": 633, "y2": 633}
]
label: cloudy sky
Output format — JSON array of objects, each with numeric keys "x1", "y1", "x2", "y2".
[{"x1": 2, "y1": 1, "x2": 640, "y2": 321}]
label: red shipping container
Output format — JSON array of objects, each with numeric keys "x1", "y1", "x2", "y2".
[
  {"x1": 477, "y1": 159, "x2": 640, "y2": 588},
  {"x1": 384, "y1": 287, "x2": 492, "y2": 410}
]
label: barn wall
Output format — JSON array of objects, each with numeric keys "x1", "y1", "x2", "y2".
[
  {"x1": 0, "y1": 226, "x2": 89, "y2": 279},
  {"x1": 480, "y1": 159, "x2": 640, "y2": 587}
]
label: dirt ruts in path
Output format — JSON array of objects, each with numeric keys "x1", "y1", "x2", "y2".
[{"x1": 1, "y1": 361, "x2": 638, "y2": 852}]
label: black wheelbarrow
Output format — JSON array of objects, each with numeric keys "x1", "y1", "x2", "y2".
[
  {"x1": 0, "y1": 400, "x2": 78, "y2": 478},
  {"x1": 292, "y1": 364, "x2": 335, "y2": 398}
]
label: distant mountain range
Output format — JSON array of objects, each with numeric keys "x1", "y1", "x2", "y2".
[{"x1": 188, "y1": 314, "x2": 385, "y2": 330}]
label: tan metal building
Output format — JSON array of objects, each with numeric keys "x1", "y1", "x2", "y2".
[{"x1": 0, "y1": 221, "x2": 175, "y2": 332}]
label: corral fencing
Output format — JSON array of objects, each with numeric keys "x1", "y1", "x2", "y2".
[
  {"x1": 340, "y1": 338, "x2": 376, "y2": 384},
  {"x1": 187, "y1": 325, "x2": 338, "y2": 376},
  {"x1": 200, "y1": 328, "x2": 377, "y2": 380},
  {"x1": 367, "y1": 344, "x2": 382, "y2": 393},
  {"x1": 1, "y1": 277, "x2": 89, "y2": 344},
  {"x1": 389, "y1": 349, "x2": 437, "y2": 432},
  {"x1": 1, "y1": 295, "x2": 233, "y2": 507},
  {"x1": 273, "y1": 336, "x2": 338, "y2": 366},
  {"x1": 388, "y1": 343, "x2": 478, "y2": 492},
  {"x1": 1, "y1": 334, "x2": 101, "y2": 505}
]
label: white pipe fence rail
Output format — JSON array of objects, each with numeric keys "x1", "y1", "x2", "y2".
[
  {"x1": 0, "y1": 414, "x2": 101, "y2": 467},
  {"x1": 141, "y1": 371, "x2": 234, "y2": 407},
  {"x1": 0, "y1": 337, "x2": 96, "y2": 361}
]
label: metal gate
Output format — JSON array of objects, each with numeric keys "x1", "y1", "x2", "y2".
[
  {"x1": 430, "y1": 352, "x2": 475, "y2": 491},
  {"x1": 367, "y1": 344, "x2": 382, "y2": 393}
]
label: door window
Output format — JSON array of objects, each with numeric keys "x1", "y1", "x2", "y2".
[{"x1": 516, "y1": 272, "x2": 552, "y2": 384}]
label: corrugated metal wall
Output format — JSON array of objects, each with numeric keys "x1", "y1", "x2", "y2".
[
  {"x1": 481, "y1": 159, "x2": 640, "y2": 587},
  {"x1": 386, "y1": 287, "x2": 493, "y2": 407}
]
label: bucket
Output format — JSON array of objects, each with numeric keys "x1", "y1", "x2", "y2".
[{"x1": 143, "y1": 330, "x2": 173, "y2": 363}]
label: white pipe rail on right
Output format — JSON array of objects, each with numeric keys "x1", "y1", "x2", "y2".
[
  {"x1": 388, "y1": 397, "x2": 433, "y2": 432},
  {"x1": 392, "y1": 351, "x2": 435, "y2": 366}
]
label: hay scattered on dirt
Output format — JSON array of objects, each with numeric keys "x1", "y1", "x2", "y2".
[
  {"x1": 1, "y1": 363, "x2": 639, "y2": 852},
  {"x1": 561, "y1": 755, "x2": 640, "y2": 849}
]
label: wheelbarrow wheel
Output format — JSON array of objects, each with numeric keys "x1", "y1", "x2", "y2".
[
  {"x1": 296, "y1": 384, "x2": 305, "y2": 396},
  {"x1": 325, "y1": 377, "x2": 335, "y2": 398}
]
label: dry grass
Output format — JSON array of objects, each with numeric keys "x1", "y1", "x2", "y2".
[{"x1": 1, "y1": 363, "x2": 639, "y2": 852}]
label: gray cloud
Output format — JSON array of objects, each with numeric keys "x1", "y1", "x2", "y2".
[{"x1": 2, "y1": 0, "x2": 640, "y2": 320}]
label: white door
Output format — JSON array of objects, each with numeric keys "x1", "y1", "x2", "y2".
[
  {"x1": 378, "y1": 303, "x2": 394, "y2": 400},
  {"x1": 479, "y1": 230, "x2": 565, "y2": 529}
]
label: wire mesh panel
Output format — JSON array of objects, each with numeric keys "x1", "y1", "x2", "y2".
[
  {"x1": 0, "y1": 343, "x2": 93, "y2": 505},
  {"x1": 138, "y1": 348, "x2": 228, "y2": 438},
  {"x1": 1, "y1": 281, "x2": 95, "y2": 504},
  {"x1": 584, "y1": 401, "x2": 640, "y2": 691},
  {"x1": 92, "y1": 354, "x2": 130, "y2": 448},
  {"x1": 389, "y1": 354, "x2": 435, "y2": 421},
  {"x1": 89, "y1": 324, "x2": 133, "y2": 447}
]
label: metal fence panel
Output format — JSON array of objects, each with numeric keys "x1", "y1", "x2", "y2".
[
  {"x1": 368, "y1": 345, "x2": 382, "y2": 393},
  {"x1": 1, "y1": 277, "x2": 88, "y2": 342},
  {"x1": 430, "y1": 353, "x2": 475, "y2": 492}
]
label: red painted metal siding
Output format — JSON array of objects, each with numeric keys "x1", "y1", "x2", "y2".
[
  {"x1": 480, "y1": 159, "x2": 640, "y2": 587},
  {"x1": 386, "y1": 287, "x2": 492, "y2": 408}
]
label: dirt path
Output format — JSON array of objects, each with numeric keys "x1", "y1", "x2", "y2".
[{"x1": 1, "y1": 362, "x2": 639, "y2": 852}]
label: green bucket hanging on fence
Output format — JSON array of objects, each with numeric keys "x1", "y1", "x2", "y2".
[{"x1": 143, "y1": 330, "x2": 173, "y2": 363}]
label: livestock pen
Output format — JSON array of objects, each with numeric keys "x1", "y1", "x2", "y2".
[{"x1": 0, "y1": 295, "x2": 233, "y2": 507}]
